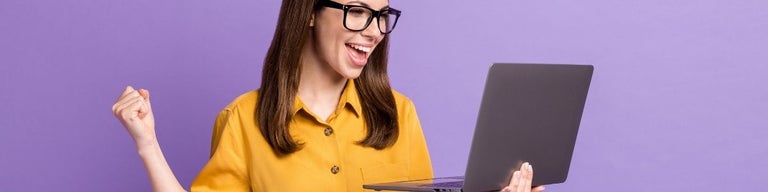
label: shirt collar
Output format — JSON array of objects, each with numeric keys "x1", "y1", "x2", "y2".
[
  {"x1": 292, "y1": 79, "x2": 362, "y2": 117},
  {"x1": 342, "y1": 79, "x2": 363, "y2": 117}
]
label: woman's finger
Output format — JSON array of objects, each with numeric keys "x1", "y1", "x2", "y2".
[
  {"x1": 532, "y1": 186, "x2": 545, "y2": 192},
  {"x1": 116, "y1": 98, "x2": 146, "y2": 123},
  {"x1": 115, "y1": 86, "x2": 136, "y2": 103},
  {"x1": 137, "y1": 98, "x2": 150, "y2": 119},
  {"x1": 119, "y1": 97, "x2": 144, "y2": 118},
  {"x1": 113, "y1": 96, "x2": 142, "y2": 116},
  {"x1": 113, "y1": 91, "x2": 141, "y2": 112},
  {"x1": 138, "y1": 89, "x2": 149, "y2": 100},
  {"x1": 520, "y1": 163, "x2": 533, "y2": 192},
  {"x1": 507, "y1": 170, "x2": 520, "y2": 191},
  {"x1": 138, "y1": 89, "x2": 152, "y2": 113},
  {"x1": 516, "y1": 172, "x2": 526, "y2": 192}
]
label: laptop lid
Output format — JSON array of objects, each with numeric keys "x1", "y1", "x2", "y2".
[
  {"x1": 463, "y1": 63, "x2": 593, "y2": 191},
  {"x1": 363, "y1": 63, "x2": 594, "y2": 192}
]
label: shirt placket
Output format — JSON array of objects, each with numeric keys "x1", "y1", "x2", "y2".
[{"x1": 321, "y1": 113, "x2": 347, "y2": 191}]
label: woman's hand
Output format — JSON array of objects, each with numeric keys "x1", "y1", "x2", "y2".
[
  {"x1": 501, "y1": 162, "x2": 545, "y2": 192},
  {"x1": 112, "y1": 86, "x2": 156, "y2": 147},
  {"x1": 111, "y1": 86, "x2": 187, "y2": 191}
]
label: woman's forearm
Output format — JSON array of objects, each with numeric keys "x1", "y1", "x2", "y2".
[
  {"x1": 112, "y1": 87, "x2": 185, "y2": 191},
  {"x1": 136, "y1": 140, "x2": 187, "y2": 192}
]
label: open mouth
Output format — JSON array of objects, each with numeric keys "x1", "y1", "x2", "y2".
[
  {"x1": 347, "y1": 43, "x2": 372, "y2": 54},
  {"x1": 346, "y1": 43, "x2": 372, "y2": 66}
]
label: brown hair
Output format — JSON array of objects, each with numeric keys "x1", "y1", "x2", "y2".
[{"x1": 257, "y1": 0, "x2": 399, "y2": 155}]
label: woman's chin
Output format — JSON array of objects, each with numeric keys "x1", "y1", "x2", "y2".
[
  {"x1": 333, "y1": 60, "x2": 365, "y2": 79},
  {"x1": 342, "y1": 72, "x2": 362, "y2": 79},
  {"x1": 339, "y1": 69, "x2": 363, "y2": 79}
]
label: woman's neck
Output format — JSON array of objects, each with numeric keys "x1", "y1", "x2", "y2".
[
  {"x1": 298, "y1": 63, "x2": 347, "y2": 104},
  {"x1": 297, "y1": 42, "x2": 347, "y2": 121}
]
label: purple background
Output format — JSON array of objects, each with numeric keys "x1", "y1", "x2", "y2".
[{"x1": 1, "y1": 0, "x2": 766, "y2": 191}]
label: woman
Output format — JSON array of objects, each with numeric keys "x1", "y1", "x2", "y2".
[{"x1": 112, "y1": 0, "x2": 543, "y2": 191}]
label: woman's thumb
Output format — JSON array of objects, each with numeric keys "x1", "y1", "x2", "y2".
[
  {"x1": 138, "y1": 89, "x2": 151, "y2": 107},
  {"x1": 138, "y1": 89, "x2": 150, "y2": 100},
  {"x1": 137, "y1": 89, "x2": 152, "y2": 118}
]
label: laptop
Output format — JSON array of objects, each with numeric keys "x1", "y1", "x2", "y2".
[{"x1": 363, "y1": 63, "x2": 594, "y2": 192}]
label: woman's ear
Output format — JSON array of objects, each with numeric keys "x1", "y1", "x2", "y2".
[{"x1": 309, "y1": 14, "x2": 315, "y2": 27}]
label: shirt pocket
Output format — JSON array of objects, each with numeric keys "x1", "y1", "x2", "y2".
[{"x1": 360, "y1": 163, "x2": 409, "y2": 184}]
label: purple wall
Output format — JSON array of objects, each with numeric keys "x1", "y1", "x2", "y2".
[{"x1": 1, "y1": 0, "x2": 766, "y2": 191}]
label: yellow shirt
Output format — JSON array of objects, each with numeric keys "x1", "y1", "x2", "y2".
[{"x1": 190, "y1": 80, "x2": 434, "y2": 191}]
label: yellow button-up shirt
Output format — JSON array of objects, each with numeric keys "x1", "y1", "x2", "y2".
[{"x1": 191, "y1": 80, "x2": 434, "y2": 191}]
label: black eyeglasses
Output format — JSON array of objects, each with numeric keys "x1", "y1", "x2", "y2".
[{"x1": 318, "y1": 0, "x2": 401, "y2": 34}]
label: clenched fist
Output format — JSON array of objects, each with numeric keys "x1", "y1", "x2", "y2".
[{"x1": 112, "y1": 86, "x2": 156, "y2": 146}]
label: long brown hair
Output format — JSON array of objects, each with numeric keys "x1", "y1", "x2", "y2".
[{"x1": 257, "y1": 0, "x2": 399, "y2": 155}]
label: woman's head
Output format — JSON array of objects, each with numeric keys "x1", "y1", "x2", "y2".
[
  {"x1": 258, "y1": 0, "x2": 402, "y2": 155},
  {"x1": 310, "y1": 0, "x2": 396, "y2": 79}
]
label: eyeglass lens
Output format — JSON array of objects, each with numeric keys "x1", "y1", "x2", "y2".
[{"x1": 345, "y1": 7, "x2": 396, "y2": 33}]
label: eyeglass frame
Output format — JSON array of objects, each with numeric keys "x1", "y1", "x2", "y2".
[{"x1": 317, "y1": 0, "x2": 401, "y2": 34}]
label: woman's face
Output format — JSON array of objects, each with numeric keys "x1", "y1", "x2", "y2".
[{"x1": 311, "y1": 0, "x2": 389, "y2": 79}]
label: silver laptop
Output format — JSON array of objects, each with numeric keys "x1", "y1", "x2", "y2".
[{"x1": 364, "y1": 63, "x2": 594, "y2": 192}]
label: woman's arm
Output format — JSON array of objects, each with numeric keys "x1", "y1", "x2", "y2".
[
  {"x1": 136, "y1": 139, "x2": 186, "y2": 192},
  {"x1": 112, "y1": 86, "x2": 186, "y2": 192}
]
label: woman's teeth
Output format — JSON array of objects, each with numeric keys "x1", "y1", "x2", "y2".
[{"x1": 348, "y1": 44, "x2": 372, "y2": 53}]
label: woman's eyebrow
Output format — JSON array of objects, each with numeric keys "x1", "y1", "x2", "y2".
[
  {"x1": 347, "y1": 1, "x2": 369, "y2": 6},
  {"x1": 347, "y1": 0, "x2": 390, "y2": 10}
]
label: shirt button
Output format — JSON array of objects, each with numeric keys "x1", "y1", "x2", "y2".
[
  {"x1": 330, "y1": 165, "x2": 340, "y2": 174},
  {"x1": 324, "y1": 127, "x2": 334, "y2": 136}
]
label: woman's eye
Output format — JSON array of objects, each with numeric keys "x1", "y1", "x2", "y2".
[{"x1": 348, "y1": 8, "x2": 367, "y2": 16}]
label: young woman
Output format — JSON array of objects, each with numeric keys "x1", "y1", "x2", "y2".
[{"x1": 112, "y1": 0, "x2": 543, "y2": 191}]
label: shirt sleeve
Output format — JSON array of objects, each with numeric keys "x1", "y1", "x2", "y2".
[
  {"x1": 190, "y1": 109, "x2": 250, "y2": 192},
  {"x1": 402, "y1": 99, "x2": 435, "y2": 180}
]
